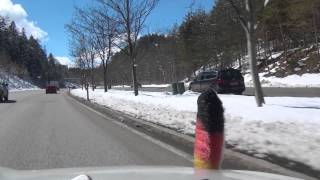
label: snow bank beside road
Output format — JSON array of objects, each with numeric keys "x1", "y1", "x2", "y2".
[
  {"x1": 0, "y1": 71, "x2": 39, "y2": 91},
  {"x1": 245, "y1": 73, "x2": 320, "y2": 87},
  {"x1": 113, "y1": 84, "x2": 170, "y2": 88},
  {"x1": 112, "y1": 85, "x2": 131, "y2": 88},
  {"x1": 71, "y1": 89, "x2": 320, "y2": 170},
  {"x1": 142, "y1": 84, "x2": 170, "y2": 88}
]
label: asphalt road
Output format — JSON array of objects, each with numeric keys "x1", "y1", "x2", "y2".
[
  {"x1": 113, "y1": 86, "x2": 320, "y2": 97},
  {"x1": 0, "y1": 90, "x2": 191, "y2": 170},
  {"x1": 244, "y1": 87, "x2": 320, "y2": 97}
]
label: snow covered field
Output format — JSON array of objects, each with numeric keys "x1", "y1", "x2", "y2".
[
  {"x1": 71, "y1": 89, "x2": 320, "y2": 170},
  {"x1": 245, "y1": 73, "x2": 320, "y2": 88}
]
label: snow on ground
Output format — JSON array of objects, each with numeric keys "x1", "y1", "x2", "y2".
[
  {"x1": 113, "y1": 85, "x2": 131, "y2": 88},
  {"x1": 245, "y1": 73, "x2": 320, "y2": 87},
  {"x1": 269, "y1": 51, "x2": 283, "y2": 59},
  {"x1": 0, "y1": 71, "x2": 39, "y2": 91},
  {"x1": 113, "y1": 84, "x2": 170, "y2": 88},
  {"x1": 142, "y1": 84, "x2": 170, "y2": 88},
  {"x1": 71, "y1": 89, "x2": 320, "y2": 170}
]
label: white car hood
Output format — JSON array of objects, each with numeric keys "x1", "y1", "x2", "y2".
[{"x1": 0, "y1": 166, "x2": 302, "y2": 180}]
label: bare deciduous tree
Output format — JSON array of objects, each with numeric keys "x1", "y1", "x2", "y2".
[
  {"x1": 98, "y1": 0, "x2": 159, "y2": 96},
  {"x1": 69, "y1": 6, "x2": 118, "y2": 92},
  {"x1": 91, "y1": 7, "x2": 118, "y2": 92},
  {"x1": 66, "y1": 23, "x2": 95, "y2": 101},
  {"x1": 66, "y1": 8, "x2": 98, "y2": 92},
  {"x1": 228, "y1": 0, "x2": 268, "y2": 107}
]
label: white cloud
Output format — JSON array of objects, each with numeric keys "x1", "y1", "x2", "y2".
[
  {"x1": 56, "y1": 56, "x2": 74, "y2": 67},
  {"x1": 0, "y1": 0, "x2": 47, "y2": 40}
]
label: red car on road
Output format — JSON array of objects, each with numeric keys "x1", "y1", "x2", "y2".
[{"x1": 46, "y1": 86, "x2": 57, "y2": 94}]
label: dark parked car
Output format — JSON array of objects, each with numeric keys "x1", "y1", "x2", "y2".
[
  {"x1": 0, "y1": 83, "x2": 9, "y2": 101},
  {"x1": 46, "y1": 86, "x2": 57, "y2": 94},
  {"x1": 189, "y1": 68, "x2": 245, "y2": 94}
]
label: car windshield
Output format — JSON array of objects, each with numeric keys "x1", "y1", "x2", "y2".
[
  {"x1": 220, "y1": 70, "x2": 242, "y2": 80},
  {"x1": 0, "y1": 0, "x2": 319, "y2": 180},
  {"x1": 201, "y1": 72, "x2": 218, "y2": 80}
]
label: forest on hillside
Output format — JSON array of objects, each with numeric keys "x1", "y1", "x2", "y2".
[
  {"x1": 0, "y1": 17, "x2": 66, "y2": 87},
  {"x1": 105, "y1": 0, "x2": 320, "y2": 85},
  {"x1": 2, "y1": 0, "x2": 320, "y2": 88},
  {"x1": 67, "y1": 0, "x2": 320, "y2": 89}
]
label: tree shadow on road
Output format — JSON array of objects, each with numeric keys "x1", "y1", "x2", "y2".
[{"x1": 0, "y1": 100, "x2": 17, "y2": 104}]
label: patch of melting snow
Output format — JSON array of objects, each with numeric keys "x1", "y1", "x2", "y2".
[
  {"x1": 269, "y1": 51, "x2": 283, "y2": 59},
  {"x1": 294, "y1": 67, "x2": 302, "y2": 71}
]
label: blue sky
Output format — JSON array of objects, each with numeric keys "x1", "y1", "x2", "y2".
[{"x1": 10, "y1": 0, "x2": 213, "y2": 65}]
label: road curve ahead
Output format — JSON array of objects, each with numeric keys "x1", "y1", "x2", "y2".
[{"x1": 0, "y1": 90, "x2": 191, "y2": 170}]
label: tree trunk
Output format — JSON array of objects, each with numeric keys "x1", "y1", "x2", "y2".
[
  {"x1": 105, "y1": 33, "x2": 112, "y2": 92},
  {"x1": 103, "y1": 66, "x2": 108, "y2": 92},
  {"x1": 131, "y1": 58, "x2": 139, "y2": 96},
  {"x1": 257, "y1": 40, "x2": 261, "y2": 58},
  {"x1": 81, "y1": 74, "x2": 84, "y2": 90},
  {"x1": 104, "y1": 63, "x2": 108, "y2": 92},
  {"x1": 91, "y1": 56, "x2": 95, "y2": 91},
  {"x1": 312, "y1": 5, "x2": 320, "y2": 55},
  {"x1": 263, "y1": 31, "x2": 270, "y2": 73},
  {"x1": 247, "y1": 31, "x2": 264, "y2": 106},
  {"x1": 86, "y1": 85, "x2": 90, "y2": 101},
  {"x1": 84, "y1": 75, "x2": 90, "y2": 101},
  {"x1": 276, "y1": 15, "x2": 287, "y2": 60},
  {"x1": 101, "y1": 58, "x2": 108, "y2": 93},
  {"x1": 246, "y1": 0, "x2": 265, "y2": 107},
  {"x1": 238, "y1": 54, "x2": 242, "y2": 70}
]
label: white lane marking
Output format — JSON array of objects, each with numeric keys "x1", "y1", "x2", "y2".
[
  {"x1": 112, "y1": 120, "x2": 194, "y2": 163},
  {"x1": 67, "y1": 95, "x2": 194, "y2": 163}
]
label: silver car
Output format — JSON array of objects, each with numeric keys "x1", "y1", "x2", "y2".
[{"x1": 0, "y1": 83, "x2": 9, "y2": 101}]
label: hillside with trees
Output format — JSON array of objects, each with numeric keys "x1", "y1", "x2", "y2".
[
  {"x1": 67, "y1": 0, "x2": 320, "y2": 100},
  {"x1": 0, "y1": 16, "x2": 66, "y2": 87},
  {"x1": 107, "y1": 0, "x2": 320, "y2": 85}
]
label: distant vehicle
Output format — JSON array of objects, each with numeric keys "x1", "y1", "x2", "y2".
[
  {"x1": 0, "y1": 83, "x2": 9, "y2": 101},
  {"x1": 48, "y1": 81, "x2": 59, "y2": 90},
  {"x1": 46, "y1": 85, "x2": 57, "y2": 94},
  {"x1": 189, "y1": 68, "x2": 245, "y2": 95}
]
